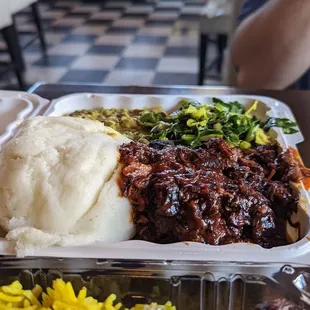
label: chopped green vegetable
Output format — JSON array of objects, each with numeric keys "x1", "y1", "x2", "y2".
[
  {"x1": 255, "y1": 128, "x2": 270, "y2": 145},
  {"x1": 245, "y1": 124, "x2": 259, "y2": 142},
  {"x1": 192, "y1": 107, "x2": 208, "y2": 120},
  {"x1": 245, "y1": 100, "x2": 258, "y2": 116},
  {"x1": 213, "y1": 98, "x2": 244, "y2": 114},
  {"x1": 182, "y1": 105, "x2": 198, "y2": 115},
  {"x1": 181, "y1": 134, "x2": 197, "y2": 142},
  {"x1": 263, "y1": 117, "x2": 299, "y2": 134},
  {"x1": 186, "y1": 119, "x2": 207, "y2": 128},
  {"x1": 140, "y1": 112, "x2": 160, "y2": 126},
  {"x1": 213, "y1": 123, "x2": 222, "y2": 130},
  {"x1": 140, "y1": 98, "x2": 299, "y2": 148},
  {"x1": 239, "y1": 141, "x2": 252, "y2": 149}
]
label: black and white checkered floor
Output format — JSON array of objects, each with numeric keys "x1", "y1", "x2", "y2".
[{"x1": 0, "y1": 0, "x2": 222, "y2": 88}]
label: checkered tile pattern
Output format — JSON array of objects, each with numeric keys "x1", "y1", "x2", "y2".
[{"x1": 0, "y1": 0, "x2": 222, "y2": 88}]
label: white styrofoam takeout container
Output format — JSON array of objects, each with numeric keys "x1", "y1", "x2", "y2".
[
  {"x1": 1, "y1": 92, "x2": 310, "y2": 263},
  {"x1": 0, "y1": 90, "x2": 49, "y2": 146}
]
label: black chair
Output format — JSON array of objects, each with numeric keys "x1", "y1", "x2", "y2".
[
  {"x1": 198, "y1": 0, "x2": 243, "y2": 86},
  {"x1": 11, "y1": 0, "x2": 47, "y2": 72},
  {"x1": 0, "y1": 3, "x2": 25, "y2": 89},
  {"x1": 0, "y1": 1, "x2": 47, "y2": 89}
]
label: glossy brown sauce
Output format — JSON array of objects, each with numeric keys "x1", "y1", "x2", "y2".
[{"x1": 118, "y1": 139, "x2": 308, "y2": 248}]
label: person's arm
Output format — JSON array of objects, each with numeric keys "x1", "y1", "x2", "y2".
[{"x1": 231, "y1": 0, "x2": 310, "y2": 89}]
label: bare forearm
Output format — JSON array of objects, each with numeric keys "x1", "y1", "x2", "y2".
[{"x1": 232, "y1": 0, "x2": 310, "y2": 89}]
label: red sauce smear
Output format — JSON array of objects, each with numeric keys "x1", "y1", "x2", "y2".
[{"x1": 289, "y1": 147, "x2": 310, "y2": 190}]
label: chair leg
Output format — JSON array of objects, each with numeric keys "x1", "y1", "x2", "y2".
[
  {"x1": 198, "y1": 33, "x2": 208, "y2": 85},
  {"x1": 216, "y1": 34, "x2": 228, "y2": 74},
  {"x1": 31, "y1": 1, "x2": 47, "y2": 53},
  {"x1": 2, "y1": 23, "x2": 26, "y2": 73},
  {"x1": 13, "y1": 65, "x2": 26, "y2": 90},
  {"x1": 1, "y1": 24, "x2": 26, "y2": 90}
]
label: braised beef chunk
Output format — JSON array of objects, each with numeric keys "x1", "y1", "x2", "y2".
[
  {"x1": 148, "y1": 140, "x2": 175, "y2": 150},
  {"x1": 275, "y1": 148, "x2": 310, "y2": 182},
  {"x1": 119, "y1": 139, "x2": 306, "y2": 248}
]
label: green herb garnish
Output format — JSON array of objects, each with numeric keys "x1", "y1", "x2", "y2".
[
  {"x1": 263, "y1": 117, "x2": 299, "y2": 134},
  {"x1": 139, "y1": 98, "x2": 299, "y2": 148}
]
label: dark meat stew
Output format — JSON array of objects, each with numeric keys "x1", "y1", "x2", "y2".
[{"x1": 118, "y1": 138, "x2": 308, "y2": 248}]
